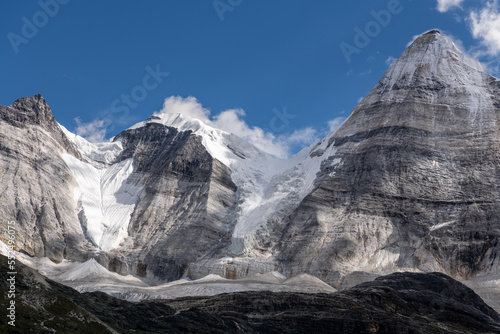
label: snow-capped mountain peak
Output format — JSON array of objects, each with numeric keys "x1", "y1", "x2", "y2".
[
  {"x1": 379, "y1": 30, "x2": 487, "y2": 103},
  {"x1": 337, "y1": 30, "x2": 494, "y2": 138},
  {"x1": 128, "y1": 111, "x2": 275, "y2": 163}
]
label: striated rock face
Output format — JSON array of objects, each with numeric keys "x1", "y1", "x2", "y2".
[
  {"x1": 0, "y1": 95, "x2": 92, "y2": 262},
  {"x1": 110, "y1": 123, "x2": 238, "y2": 280},
  {"x1": 275, "y1": 30, "x2": 500, "y2": 285},
  {"x1": 3, "y1": 255, "x2": 500, "y2": 334}
]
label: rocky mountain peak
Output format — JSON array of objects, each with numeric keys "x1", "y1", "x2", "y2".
[
  {"x1": 12, "y1": 93, "x2": 48, "y2": 110},
  {"x1": 379, "y1": 29, "x2": 484, "y2": 95},
  {"x1": 1, "y1": 94, "x2": 57, "y2": 128},
  {"x1": 335, "y1": 30, "x2": 493, "y2": 137},
  {"x1": 0, "y1": 94, "x2": 82, "y2": 158},
  {"x1": 423, "y1": 29, "x2": 441, "y2": 35}
]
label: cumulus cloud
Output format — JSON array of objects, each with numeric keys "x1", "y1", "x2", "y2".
[
  {"x1": 159, "y1": 95, "x2": 210, "y2": 120},
  {"x1": 327, "y1": 117, "x2": 345, "y2": 134},
  {"x1": 470, "y1": 1, "x2": 500, "y2": 56},
  {"x1": 286, "y1": 127, "x2": 319, "y2": 145},
  {"x1": 213, "y1": 108, "x2": 288, "y2": 157},
  {"x1": 437, "y1": 0, "x2": 465, "y2": 13},
  {"x1": 74, "y1": 117, "x2": 107, "y2": 143}
]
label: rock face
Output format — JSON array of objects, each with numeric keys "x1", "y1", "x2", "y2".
[
  {"x1": 0, "y1": 95, "x2": 93, "y2": 262},
  {"x1": 3, "y1": 254, "x2": 500, "y2": 334},
  {"x1": 3, "y1": 30, "x2": 500, "y2": 291},
  {"x1": 111, "y1": 123, "x2": 238, "y2": 281},
  {"x1": 0, "y1": 98, "x2": 240, "y2": 281},
  {"x1": 275, "y1": 30, "x2": 500, "y2": 285}
]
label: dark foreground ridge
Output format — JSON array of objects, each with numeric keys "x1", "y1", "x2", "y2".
[{"x1": 1, "y1": 255, "x2": 500, "y2": 333}]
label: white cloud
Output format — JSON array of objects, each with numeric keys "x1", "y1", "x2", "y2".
[
  {"x1": 159, "y1": 95, "x2": 210, "y2": 120},
  {"x1": 327, "y1": 117, "x2": 345, "y2": 134},
  {"x1": 286, "y1": 127, "x2": 319, "y2": 145},
  {"x1": 437, "y1": 0, "x2": 465, "y2": 13},
  {"x1": 74, "y1": 117, "x2": 107, "y2": 143},
  {"x1": 470, "y1": 1, "x2": 500, "y2": 56},
  {"x1": 212, "y1": 108, "x2": 288, "y2": 157},
  {"x1": 385, "y1": 56, "x2": 397, "y2": 66}
]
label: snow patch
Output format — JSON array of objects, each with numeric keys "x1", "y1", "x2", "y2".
[
  {"x1": 61, "y1": 154, "x2": 142, "y2": 251},
  {"x1": 59, "y1": 123, "x2": 123, "y2": 164}
]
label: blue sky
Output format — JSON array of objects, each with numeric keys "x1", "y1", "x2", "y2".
[{"x1": 2, "y1": 0, "x2": 500, "y2": 157}]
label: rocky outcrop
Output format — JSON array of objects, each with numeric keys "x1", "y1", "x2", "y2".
[
  {"x1": 3, "y1": 254, "x2": 500, "y2": 333},
  {"x1": 1, "y1": 94, "x2": 81, "y2": 157}
]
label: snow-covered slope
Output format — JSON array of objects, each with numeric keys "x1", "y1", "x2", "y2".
[
  {"x1": 56, "y1": 106, "x2": 335, "y2": 257},
  {"x1": 60, "y1": 153, "x2": 142, "y2": 251},
  {"x1": 59, "y1": 124, "x2": 123, "y2": 164},
  {"x1": 0, "y1": 244, "x2": 335, "y2": 302}
]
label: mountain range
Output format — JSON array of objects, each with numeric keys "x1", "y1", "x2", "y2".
[{"x1": 3, "y1": 29, "x2": 500, "y2": 318}]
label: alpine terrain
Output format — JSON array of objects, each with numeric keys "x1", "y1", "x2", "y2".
[{"x1": 3, "y1": 29, "x2": 500, "y2": 328}]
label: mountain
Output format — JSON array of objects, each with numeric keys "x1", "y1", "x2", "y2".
[
  {"x1": 2, "y1": 254, "x2": 500, "y2": 333},
  {"x1": 2, "y1": 29, "x2": 500, "y2": 307},
  {"x1": 277, "y1": 29, "x2": 500, "y2": 284},
  {"x1": 0, "y1": 92, "x2": 319, "y2": 282}
]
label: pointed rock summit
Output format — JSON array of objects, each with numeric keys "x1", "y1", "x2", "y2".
[
  {"x1": 2, "y1": 94, "x2": 54, "y2": 126},
  {"x1": 330, "y1": 31, "x2": 499, "y2": 144},
  {"x1": 337, "y1": 30, "x2": 495, "y2": 137},
  {"x1": 337, "y1": 30, "x2": 499, "y2": 136},
  {"x1": 0, "y1": 94, "x2": 81, "y2": 157}
]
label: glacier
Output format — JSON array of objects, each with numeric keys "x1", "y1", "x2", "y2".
[{"x1": 60, "y1": 151, "x2": 142, "y2": 251}]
